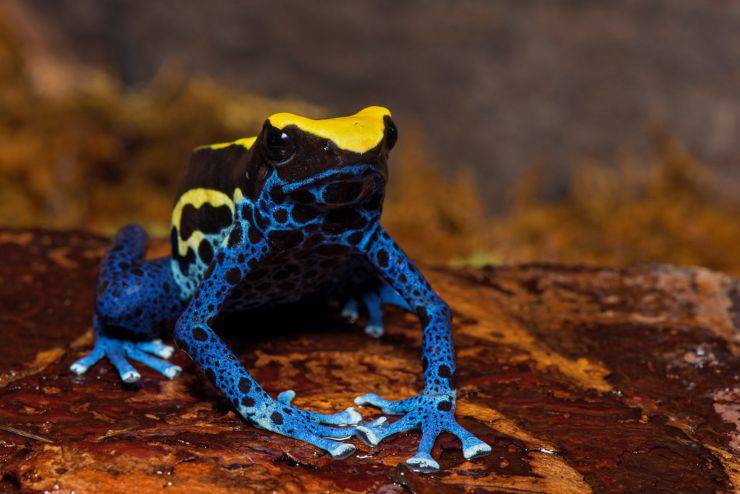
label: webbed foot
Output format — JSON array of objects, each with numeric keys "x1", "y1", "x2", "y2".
[
  {"x1": 354, "y1": 392, "x2": 491, "y2": 472},
  {"x1": 70, "y1": 336, "x2": 181, "y2": 383},
  {"x1": 241, "y1": 389, "x2": 363, "y2": 459},
  {"x1": 341, "y1": 284, "x2": 410, "y2": 338}
]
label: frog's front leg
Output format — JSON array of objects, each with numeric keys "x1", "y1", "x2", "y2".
[
  {"x1": 173, "y1": 220, "x2": 360, "y2": 459},
  {"x1": 353, "y1": 226, "x2": 491, "y2": 472}
]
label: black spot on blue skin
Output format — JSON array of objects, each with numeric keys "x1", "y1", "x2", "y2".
[
  {"x1": 131, "y1": 267, "x2": 143, "y2": 276},
  {"x1": 179, "y1": 203, "x2": 233, "y2": 240},
  {"x1": 270, "y1": 412, "x2": 283, "y2": 425},
  {"x1": 228, "y1": 223, "x2": 243, "y2": 247},
  {"x1": 175, "y1": 247, "x2": 196, "y2": 275},
  {"x1": 289, "y1": 190, "x2": 315, "y2": 204},
  {"x1": 241, "y1": 396, "x2": 255, "y2": 407},
  {"x1": 273, "y1": 209, "x2": 289, "y2": 223},
  {"x1": 291, "y1": 205, "x2": 319, "y2": 223},
  {"x1": 226, "y1": 268, "x2": 241, "y2": 285},
  {"x1": 206, "y1": 368, "x2": 217, "y2": 383},
  {"x1": 254, "y1": 210, "x2": 268, "y2": 231},
  {"x1": 193, "y1": 327, "x2": 208, "y2": 341},
  {"x1": 98, "y1": 280, "x2": 109, "y2": 295},
  {"x1": 248, "y1": 224, "x2": 263, "y2": 243},
  {"x1": 418, "y1": 306, "x2": 430, "y2": 326},
  {"x1": 268, "y1": 230, "x2": 304, "y2": 250},
  {"x1": 198, "y1": 240, "x2": 214, "y2": 264},
  {"x1": 270, "y1": 187, "x2": 285, "y2": 203},
  {"x1": 437, "y1": 400, "x2": 452, "y2": 411},
  {"x1": 238, "y1": 378, "x2": 251, "y2": 393},
  {"x1": 422, "y1": 357, "x2": 429, "y2": 371},
  {"x1": 203, "y1": 262, "x2": 215, "y2": 280},
  {"x1": 347, "y1": 231, "x2": 364, "y2": 245},
  {"x1": 438, "y1": 365, "x2": 451, "y2": 378},
  {"x1": 376, "y1": 249, "x2": 389, "y2": 268}
]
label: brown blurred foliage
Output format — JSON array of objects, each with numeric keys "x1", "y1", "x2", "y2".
[
  {"x1": 487, "y1": 140, "x2": 740, "y2": 276},
  {"x1": 0, "y1": 17, "x2": 318, "y2": 235},
  {"x1": 1, "y1": 19, "x2": 739, "y2": 276}
]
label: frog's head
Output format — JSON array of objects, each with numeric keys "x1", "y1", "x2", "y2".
[{"x1": 247, "y1": 106, "x2": 396, "y2": 213}]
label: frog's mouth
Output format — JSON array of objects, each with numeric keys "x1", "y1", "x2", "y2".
[{"x1": 282, "y1": 164, "x2": 386, "y2": 210}]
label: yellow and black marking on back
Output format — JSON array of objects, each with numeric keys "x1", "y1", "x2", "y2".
[{"x1": 170, "y1": 137, "x2": 255, "y2": 295}]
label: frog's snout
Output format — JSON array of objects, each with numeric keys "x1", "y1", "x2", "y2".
[
  {"x1": 287, "y1": 165, "x2": 385, "y2": 211},
  {"x1": 320, "y1": 172, "x2": 380, "y2": 208}
]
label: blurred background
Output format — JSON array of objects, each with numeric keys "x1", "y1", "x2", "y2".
[{"x1": 1, "y1": 0, "x2": 738, "y2": 274}]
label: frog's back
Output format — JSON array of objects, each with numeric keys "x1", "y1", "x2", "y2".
[{"x1": 170, "y1": 139, "x2": 254, "y2": 295}]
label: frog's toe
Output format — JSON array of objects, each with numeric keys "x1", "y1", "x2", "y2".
[
  {"x1": 354, "y1": 393, "x2": 417, "y2": 415},
  {"x1": 445, "y1": 419, "x2": 492, "y2": 460},
  {"x1": 107, "y1": 348, "x2": 141, "y2": 383},
  {"x1": 355, "y1": 413, "x2": 415, "y2": 447},
  {"x1": 405, "y1": 452, "x2": 440, "y2": 473},
  {"x1": 301, "y1": 423, "x2": 357, "y2": 456},
  {"x1": 70, "y1": 346, "x2": 105, "y2": 375},
  {"x1": 355, "y1": 392, "x2": 491, "y2": 471},
  {"x1": 464, "y1": 440, "x2": 492, "y2": 460},
  {"x1": 275, "y1": 390, "x2": 362, "y2": 425},
  {"x1": 342, "y1": 285, "x2": 409, "y2": 338},
  {"x1": 255, "y1": 403, "x2": 359, "y2": 459},
  {"x1": 71, "y1": 335, "x2": 181, "y2": 383},
  {"x1": 277, "y1": 389, "x2": 296, "y2": 405},
  {"x1": 307, "y1": 406, "x2": 362, "y2": 426},
  {"x1": 136, "y1": 339, "x2": 175, "y2": 359},
  {"x1": 322, "y1": 440, "x2": 357, "y2": 459},
  {"x1": 364, "y1": 323, "x2": 384, "y2": 338},
  {"x1": 341, "y1": 299, "x2": 360, "y2": 322},
  {"x1": 126, "y1": 346, "x2": 182, "y2": 379}
]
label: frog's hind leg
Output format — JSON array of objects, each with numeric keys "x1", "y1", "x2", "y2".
[{"x1": 70, "y1": 224, "x2": 185, "y2": 383}]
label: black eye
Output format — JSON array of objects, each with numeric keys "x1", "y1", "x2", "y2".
[
  {"x1": 264, "y1": 127, "x2": 295, "y2": 164},
  {"x1": 385, "y1": 119, "x2": 398, "y2": 150}
]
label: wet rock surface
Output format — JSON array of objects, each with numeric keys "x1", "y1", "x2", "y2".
[{"x1": 0, "y1": 230, "x2": 737, "y2": 493}]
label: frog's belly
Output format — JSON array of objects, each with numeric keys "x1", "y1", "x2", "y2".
[{"x1": 222, "y1": 255, "x2": 350, "y2": 312}]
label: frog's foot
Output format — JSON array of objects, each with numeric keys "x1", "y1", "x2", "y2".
[
  {"x1": 354, "y1": 393, "x2": 491, "y2": 472},
  {"x1": 341, "y1": 285, "x2": 410, "y2": 338},
  {"x1": 70, "y1": 336, "x2": 181, "y2": 383},
  {"x1": 241, "y1": 391, "x2": 362, "y2": 459}
]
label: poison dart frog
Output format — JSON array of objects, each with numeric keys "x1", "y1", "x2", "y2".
[{"x1": 70, "y1": 106, "x2": 491, "y2": 472}]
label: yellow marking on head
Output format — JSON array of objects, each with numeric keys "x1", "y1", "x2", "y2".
[
  {"x1": 268, "y1": 106, "x2": 391, "y2": 154},
  {"x1": 171, "y1": 188, "x2": 236, "y2": 257},
  {"x1": 233, "y1": 187, "x2": 244, "y2": 204},
  {"x1": 197, "y1": 136, "x2": 257, "y2": 151}
]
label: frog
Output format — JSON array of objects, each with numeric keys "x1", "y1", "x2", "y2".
[{"x1": 69, "y1": 106, "x2": 491, "y2": 472}]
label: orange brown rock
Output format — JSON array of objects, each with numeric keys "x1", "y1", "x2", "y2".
[{"x1": 0, "y1": 231, "x2": 737, "y2": 492}]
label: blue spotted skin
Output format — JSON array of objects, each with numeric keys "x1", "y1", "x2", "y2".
[{"x1": 71, "y1": 108, "x2": 491, "y2": 471}]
